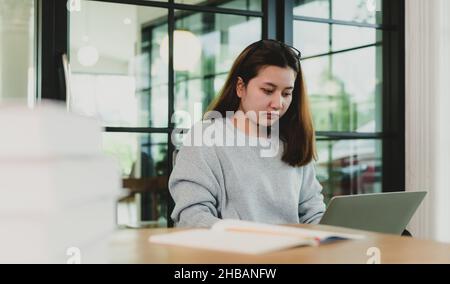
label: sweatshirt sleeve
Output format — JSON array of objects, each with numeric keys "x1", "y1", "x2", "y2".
[
  {"x1": 298, "y1": 162, "x2": 326, "y2": 224},
  {"x1": 168, "y1": 141, "x2": 222, "y2": 228}
]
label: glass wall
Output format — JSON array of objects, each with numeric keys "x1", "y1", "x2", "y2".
[
  {"x1": 316, "y1": 139, "x2": 382, "y2": 201},
  {"x1": 66, "y1": 0, "x2": 395, "y2": 225},
  {"x1": 69, "y1": 1, "x2": 168, "y2": 128},
  {"x1": 171, "y1": 10, "x2": 261, "y2": 128},
  {"x1": 294, "y1": 0, "x2": 382, "y2": 24},
  {"x1": 0, "y1": 0, "x2": 35, "y2": 106},
  {"x1": 175, "y1": 0, "x2": 262, "y2": 11},
  {"x1": 294, "y1": 0, "x2": 383, "y2": 203},
  {"x1": 69, "y1": 0, "x2": 262, "y2": 227}
]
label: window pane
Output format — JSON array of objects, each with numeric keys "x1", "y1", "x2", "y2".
[
  {"x1": 294, "y1": 0, "x2": 382, "y2": 25},
  {"x1": 0, "y1": 0, "x2": 35, "y2": 106},
  {"x1": 69, "y1": 1, "x2": 168, "y2": 127},
  {"x1": 294, "y1": 0, "x2": 329, "y2": 18},
  {"x1": 316, "y1": 139, "x2": 382, "y2": 203},
  {"x1": 173, "y1": 10, "x2": 261, "y2": 128},
  {"x1": 217, "y1": 0, "x2": 262, "y2": 11},
  {"x1": 332, "y1": 24, "x2": 381, "y2": 51},
  {"x1": 103, "y1": 132, "x2": 169, "y2": 227},
  {"x1": 175, "y1": 0, "x2": 262, "y2": 11},
  {"x1": 294, "y1": 21, "x2": 329, "y2": 57},
  {"x1": 294, "y1": 21, "x2": 381, "y2": 58},
  {"x1": 144, "y1": 23, "x2": 169, "y2": 127},
  {"x1": 301, "y1": 46, "x2": 382, "y2": 132},
  {"x1": 332, "y1": 0, "x2": 382, "y2": 25}
]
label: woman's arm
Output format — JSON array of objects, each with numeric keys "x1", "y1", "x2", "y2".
[
  {"x1": 168, "y1": 143, "x2": 222, "y2": 228},
  {"x1": 298, "y1": 162, "x2": 326, "y2": 224}
]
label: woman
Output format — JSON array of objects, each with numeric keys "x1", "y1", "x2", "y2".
[{"x1": 169, "y1": 39, "x2": 325, "y2": 227}]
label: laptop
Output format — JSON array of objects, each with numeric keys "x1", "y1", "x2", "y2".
[{"x1": 319, "y1": 191, "x2": 427, "y2": 235}]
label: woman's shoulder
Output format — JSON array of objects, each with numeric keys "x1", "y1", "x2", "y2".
[
  {"x1": 173, "y1": 118, "x2": 226, "y2": 161},
  {"x1": 178, "y1": 117, "x2": 226, "y2": 147},
  {"x1": 293, "y1": 160, "x2": 317, "y2": 173}
]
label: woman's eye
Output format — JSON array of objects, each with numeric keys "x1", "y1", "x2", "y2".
[
  {"x1": 283, "y1": 93, "x2": 292, "y2": 97},
  {"x1": 262, "y1": 89, "x2": 274, "y2": 94}
]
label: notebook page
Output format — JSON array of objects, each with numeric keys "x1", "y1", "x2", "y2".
[
  {"x1": 149, "y1": 229, "x2": 316, "y2": 255},
  {"x1": 211, "y1": 219, "x2": 365, "y2": 242}
]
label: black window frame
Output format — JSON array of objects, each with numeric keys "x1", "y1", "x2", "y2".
[
  {"x1": 291, "y1": 0, "x2": 405, "y2": 196},
  {"x1": 38, "y1": 0, "x2": 405, "y2": 227}
]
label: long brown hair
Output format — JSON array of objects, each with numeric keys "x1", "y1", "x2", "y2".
[{"x1": 206, "y1": 39, "x2": 316, "y2": 167}]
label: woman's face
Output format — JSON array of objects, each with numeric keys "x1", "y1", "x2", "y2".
[{"x1": 236, "y1": 65, "x2": 296, "y2": 127}]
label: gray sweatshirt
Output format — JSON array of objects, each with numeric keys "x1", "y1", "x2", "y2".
[{"x1": 169, "y1": 117, "x2": 326, "y2": 228}]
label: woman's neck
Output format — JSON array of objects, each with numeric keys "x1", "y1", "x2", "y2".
[{"x1": 230, "y1": 113, "x2": 270, "y2": 139}]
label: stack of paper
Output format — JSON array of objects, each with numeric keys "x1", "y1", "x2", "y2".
[
  {"x1": 0, "y1": 102, "x2": 102, "y2": 158},
  {"x1": 0, "y1": 102, "x2": 121, "y2": 263}
]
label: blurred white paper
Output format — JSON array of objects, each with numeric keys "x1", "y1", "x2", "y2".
[
  {"x1": 0, "y1": 102, "x2": 120, "y2": 263},
  {"x1": 0, "y1": 101, "x2": 102, "y2": 158}
]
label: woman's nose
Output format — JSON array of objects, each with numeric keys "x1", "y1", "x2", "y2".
[{"x1": 270, "y1": 92, "x2": 283, "y2": 110}]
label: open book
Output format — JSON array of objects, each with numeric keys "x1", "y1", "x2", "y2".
[{"x1": 149, "y1": 219, "x2": 365, "y2": 255}]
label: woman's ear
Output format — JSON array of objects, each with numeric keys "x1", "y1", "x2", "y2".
[{"x1": 236, "y1": 77, "x2": 245, "y2": 98}]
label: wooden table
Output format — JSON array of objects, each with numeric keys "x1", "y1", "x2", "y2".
[{"x1": 108, "y1": 224, "x2": 450, "y2": 264}]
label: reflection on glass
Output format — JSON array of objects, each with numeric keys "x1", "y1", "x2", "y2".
[
  {"x1": 332, "y1": 0, "x2": 382, "y2": 24},
  {"x1": 332, "y1": 24, "x2": 380, "y2": 51},
  {"x1": 316, "y1": 139, "x2": 382, "y2": 203},
  {"x1": 175, "y1": 0, "x2": 262, "y2": 11},
  {"x1": 294, "y1": 0, "x2": 382, "y2": 24},
  {"x1": 217, "y1": 0, "x2": 262, "y2": 11},
  {"x1": 69, "y1": 1, "x2": 168, "y2": 127},
  {"x1": 294, "y1": 21, "x2": 380, "y2": 57},
  {"x1": 301, "y1": 46, "x2": 382, "y2": 132},
  {"x1": 103, "y1": 132, "x2": 169, "y2": 227},
  {"x1": 172, "y1": 10, "x2": 261, "y2": 128},
  {"x1": 294, "y1": 0, "x2": 329, "y2": 18},
  {"x1": 294, "y1": 21, "x2": 329, "y2": 57},
  {"x1": 0, "y1": 0, "x2": 35, "y2": 106},
  {"x1": 143, "y1": 24, "x2": 169, "y2": 127}
]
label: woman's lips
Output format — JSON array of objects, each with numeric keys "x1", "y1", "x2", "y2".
[{"x1": 266, "y1": 113, "x2": 279, "y2": 119}]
